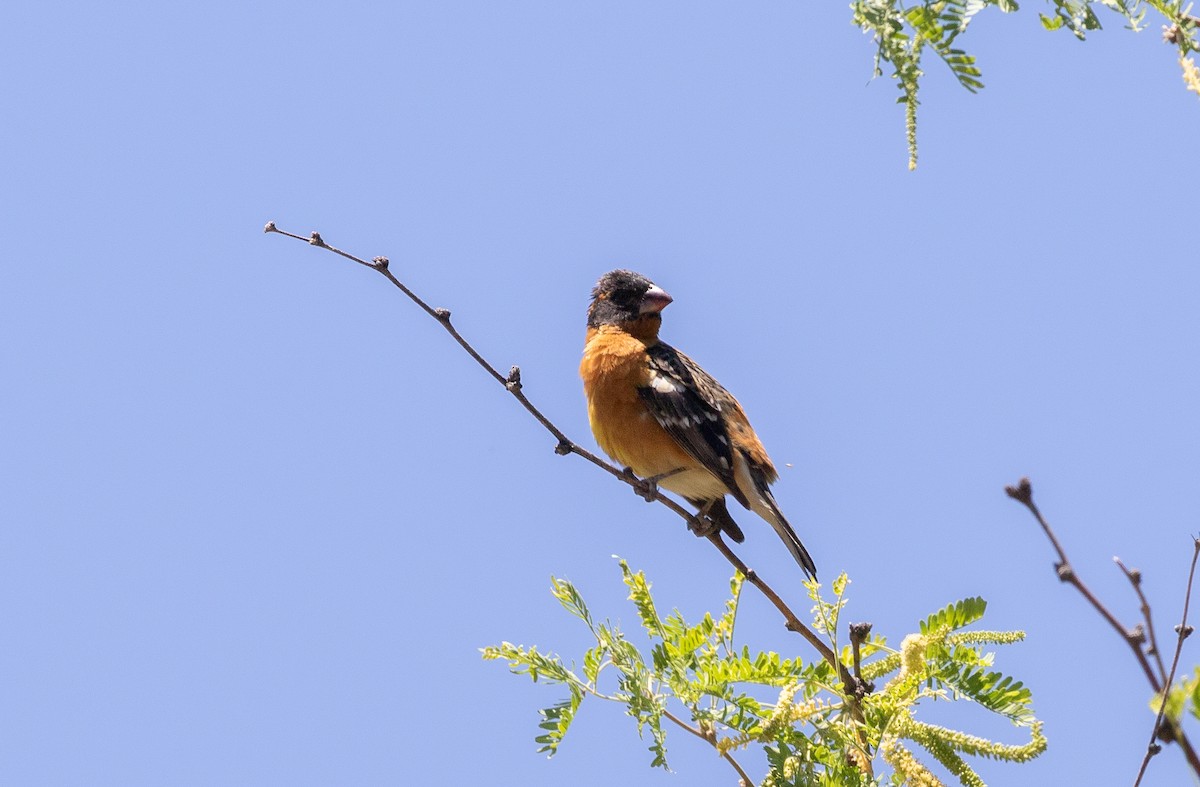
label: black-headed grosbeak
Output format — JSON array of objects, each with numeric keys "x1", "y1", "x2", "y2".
[{"x1": 580, "y1": 269, "x2": 817, "y2": 579}]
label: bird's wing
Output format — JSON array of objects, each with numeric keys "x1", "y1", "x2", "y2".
[{"x1": 638, "y1": 342, "x2": 749, "y2": 508}]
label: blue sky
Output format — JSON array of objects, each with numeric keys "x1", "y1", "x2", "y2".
[{"x1": 4, "y1": 2, "x2": 1199, "y2": 785}]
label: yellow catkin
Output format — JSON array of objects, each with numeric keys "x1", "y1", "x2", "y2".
[{"x1": 1181, "y1": 55, "x2": 1200, "y2": 97}]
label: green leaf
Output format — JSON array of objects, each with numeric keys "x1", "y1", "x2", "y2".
[
  {"x1": 1188, "y1": 667, "x2": 1200, "y2": 722},
  {"x1": 534, "y1": 686, "x2": 583, "y2": 757},
  {"x1": 920, "y1": 597, "x2": 987, "y2": 635},
  {"x1": 582, "y1": 644, "x2": 605, "y2": 684},
  {"x1": 620, "y1": 560, "x2": 666, "y2": 640},
  {"x1": 550, "y1": 576, "x2": 594, "y2": 631},
  {"x1": 934, "y1": 662, "x2": 1035, "y2": 723},
  {"x1": 698, "y1": 647, "x2": 807, "y2": 690}
]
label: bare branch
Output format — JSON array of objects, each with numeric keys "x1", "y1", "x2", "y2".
[
  {"x1": 1115, "y1": 556, "x2": 1168, "y2": 686},
  {"x1": 661, "y1": 709, "x2": 753, "y2": 787},
  {"x1": 1006, "y1": 478, "x2": 1200, "y2": 779},
  {"x1": 1005, "y1": 478, "x2": 1160, "y2": 689},
  {"x1": 264, "y1": 222, "x2": 708, "y2": 509},
  {"x1": 1133, "y1": 537, "x2": 1200, "y2": 787},
  {"x1": 849, "y1": 622, "x2": 875, "y2": 692}
]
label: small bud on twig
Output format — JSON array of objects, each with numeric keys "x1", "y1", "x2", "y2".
[
  {"x1": 506, "y1": 366, "x2": 523, "y2": 392},
  {"x1": 264, "y1": 221, "x2": 278, "y2": 233},
  {"x1": 433, "y1": 308, "x2": 452, "y2": 323},
  {"x1": 309, "y1": 231, "x2": 327, "y2": 247},
  {"x1": 849, "y1": 622, "x2": 873, "y2": 640},
  {"x1": 1005, "y1": 477, "x2": 1033, "y2": 505},
  {"x1": 373, "y1": 256, "x2": 390, "y2": 270}
]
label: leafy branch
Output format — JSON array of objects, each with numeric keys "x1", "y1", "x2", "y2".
[
  {"x1": 851, "y1": 0, "x2": 1200, "y2": 169},
  {"x1": 484, "y1": 562, "x2": 1045, "y2": 784}
]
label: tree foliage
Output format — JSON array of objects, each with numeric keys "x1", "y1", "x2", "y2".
[
  {"x1": 483, "y1": 561, "x2": 1046, "y2": 785},
  {"x1": 851, "y1": 0, "x2": 1200, "y2": 168}
]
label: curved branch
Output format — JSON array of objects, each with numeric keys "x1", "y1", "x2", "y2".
[
  {"x1": 264, "y1": 223, "x2": 866, "y2": 704},
  {"x1": 1005, "y1": 479, "x2": 1160, "y2": 689},
  {"x1": 1006, "y1": 478, "x2": 1200, "y2": 779}
]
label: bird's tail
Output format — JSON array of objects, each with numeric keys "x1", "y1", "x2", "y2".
[{"x1": 754, "y1": 488, "x2": 818, "y2": 581}]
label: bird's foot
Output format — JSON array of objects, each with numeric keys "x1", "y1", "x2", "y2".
[
  {"x1": 687, "y1": 499, "x2": 719, "y2": 538},
  {"x1": 622, "y1": 467, "x2": 684, "y2": 503},
  {"x1": 622, "y1": 467, "x2": 658, "y2": 502}
]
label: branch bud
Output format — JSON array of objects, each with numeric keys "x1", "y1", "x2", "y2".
[
  {"x1": 849, "y1": 622, "x2": 873, "y2": 641},
  {"x1": 1005, "y1": 477, "x2": 1033, "y2": 504}
]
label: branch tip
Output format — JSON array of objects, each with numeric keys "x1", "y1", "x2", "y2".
[
  {"x1": 1005, "y1": 477, "x2": 1033, "y2": 504},
  {"x1": 264, "y1": 221, "x2": 278, "y2": 234},
  {"x1": 849, "y1": 622, "x2": 873, "y2": 641}
]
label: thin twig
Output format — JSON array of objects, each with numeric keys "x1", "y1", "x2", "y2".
[
  {"x1": 849, "y1": 622, "x2": 874, "y2": 690},
  {"x1": 1133, "y1": 538, "x2": 1200, "y2": 787},
  {"x1": 661, "y1": 708, "x2": 753, "y2": 787},
  {"x1": 1115, "y1": 557, "x2": 1168, "y2": 686},
  {"x1": 266, "y1": 223, "x2": 873, "y2": 772},
  {"x1": 1006, "y1": 478, "x2": 1200, "y2": 779},
  {"x1": 1005, "y1": 478, "x2": 1161, "y2": 690}
]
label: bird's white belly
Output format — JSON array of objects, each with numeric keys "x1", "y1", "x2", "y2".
[{"x1": 658, "y1": 467, "x2": 729, "y2": 501}]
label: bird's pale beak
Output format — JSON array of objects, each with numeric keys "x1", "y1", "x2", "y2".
[{"x1": 639, "y1": 284, "x2": 673, "y2": 315}]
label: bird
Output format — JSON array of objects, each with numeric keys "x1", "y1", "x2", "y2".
[{"x1": 579, "y1": 269, "x2": 817, "y2": 580}]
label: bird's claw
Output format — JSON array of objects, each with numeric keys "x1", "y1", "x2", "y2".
[
  {"x1": 688, "y1": 516, "x2": 719, "y2": 538},
  {"x1": 688, "y1": 499, "x2": 719, "y2": 538},
  {"x1": 622, "y1": 467, "x2": 658, "y2": 502}
]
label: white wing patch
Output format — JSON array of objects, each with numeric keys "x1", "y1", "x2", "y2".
[{"x1": 649, "y1": 372, "x2": 679, "y2": 393}]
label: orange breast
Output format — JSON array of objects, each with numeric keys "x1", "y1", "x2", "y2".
[{"x1": 580, "y1": 326, "x2": 698, "y2": 480}]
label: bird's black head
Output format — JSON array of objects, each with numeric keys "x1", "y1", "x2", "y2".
[{"x1": 587, "y1": 269, "x2": 673, "y2": 329}]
